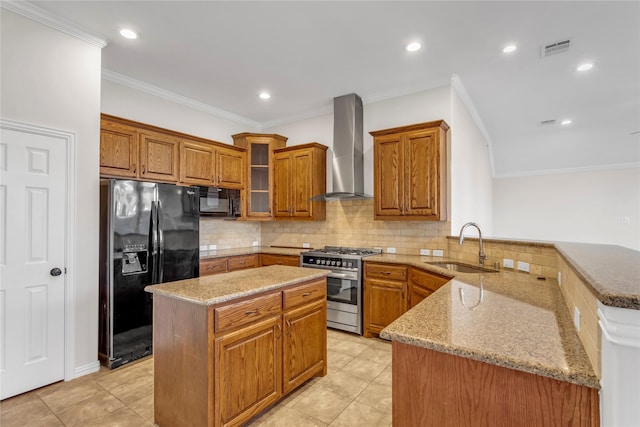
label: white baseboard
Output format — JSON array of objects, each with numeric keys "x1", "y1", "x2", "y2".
[{"x1": 73, "y1": 360, "x2": 101, "y2": 379}]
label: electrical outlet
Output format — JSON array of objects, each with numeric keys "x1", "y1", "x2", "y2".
[
  {"x1": 302, "y1": 242, "x2": 310, "y2": 248},
  {"x1": 208, "y1": 244, "x2": 217, "y2": 251},
  {"x1": 573, "y1": 306, "x2": 581, "y2": 331},
  {"x1": 252, "y1": 241, "x2": 259, "y2": 247},
  {"x1": 557, "y1": 272, "x2": 562, "y2": 285},
  {"x1": 199, "y1": 245, "x2": 208, "y2": 252},
  {"x1": 503, "y1": 258, "x2": 514, "y2": 268},
  {"x1": 386, "y1": 247, "x2": 396, "y2": 254},
  {"x1": 420, "y1": 249, "x2": 431, "y2": 256},
  {"x1": 433, "y1": 249, "x2": 444, "y2": 257},
  {"x1": 517, "y1": 261, "x2": 530, "y2": 272}
]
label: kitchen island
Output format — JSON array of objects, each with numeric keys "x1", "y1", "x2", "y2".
[{"x1": 145, "y1": 265, "x2": 329, "y2": 427}]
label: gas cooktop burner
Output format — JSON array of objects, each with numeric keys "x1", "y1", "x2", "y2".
[{"x1": 310, "y1": 246, "x2": 382, "y2": 256}]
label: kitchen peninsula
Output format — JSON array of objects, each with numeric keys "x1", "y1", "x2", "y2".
[
  {"x1": 145, "y1": 265, "x2": 329, "y2": 427},
  {"x1": 374, "y1": 241, "x2": 640, "y2": 427}
]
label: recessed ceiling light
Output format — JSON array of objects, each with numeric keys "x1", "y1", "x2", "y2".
[
  {"x1": 405, "y1": 42, "x2": 421, "y2": 52},
  {"x1": 560, "y1": 119, "x2": 573, "y2": 125},
  {"x1": 502, "y1": 45, "x2": 517, "y2": 53},
  {"x1": 259, "y1": 92, "x2": 271, "y2": 100},
  {"x1": 576, "y1": 62, "x2": 594, "y2": 72},
  {"x1": 119, "y1": 28, "x2": 139, "y2": 40}
]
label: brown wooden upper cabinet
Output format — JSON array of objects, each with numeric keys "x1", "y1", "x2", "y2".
[
  {"x1": 100, "y1": 114, "x2": 246, "y2": 188},
  {"x1": 139, "y1": 131, "x2": 180, "y2": 183},
  {"x1": 233, "y1": 133, "x2": 287, "y2": 220},
  {"x1": 273, "y1": 143, "x2": 327, "y2": 221},
  {"x1": 370, "y1": 120, "x2": 449, "y2": 221},
  {"x1": 99, "y1": 119, "x2": 139, "y2": 179}
]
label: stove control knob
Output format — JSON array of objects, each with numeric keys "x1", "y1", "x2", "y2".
[
  {"x1": 347, "y1": 261, "x2": 353, "y2": 268},
  {"x1": 316, "y1": 259, "x2": 321, "y2": 264}
]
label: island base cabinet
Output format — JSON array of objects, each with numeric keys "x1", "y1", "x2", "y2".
[
  {"x1": 392, "y1": 342, "x2": 600, "y2": 427},
  {"x1": 283, "y1": 299, "x2": 327, "y2": 394},
  {"x1": 215, "y1": 317, "x2": 282, "y2": 427},
  {"x1": 153, "y1": 296, "x2": 211, "y2": 427}
]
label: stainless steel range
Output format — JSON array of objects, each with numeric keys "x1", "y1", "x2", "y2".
[{"x1": 300, "y1": 246, "x2": 381, "y2": 335}]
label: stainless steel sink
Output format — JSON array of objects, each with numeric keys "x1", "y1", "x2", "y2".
[{"x1": 426, "y1": 262, "x2": 498, "y2": 273}]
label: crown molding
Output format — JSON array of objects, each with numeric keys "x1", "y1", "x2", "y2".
[
  {"x1": 1, "y1": 0, "x2": 108, "y2": 48},
  {"x1": 494, "y1": 162, "x2": 640, "y2": 179},
  {"x1": 102, "y1": 69, "x2": 261, "y2": 128}
]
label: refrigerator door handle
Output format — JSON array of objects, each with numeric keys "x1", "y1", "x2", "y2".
[
  {"x1": 150, "y1": 201, "x2": 159, "y2": 284},
  {"x1": 157, "y1": 201, "x2": 165, "y2": 283}
]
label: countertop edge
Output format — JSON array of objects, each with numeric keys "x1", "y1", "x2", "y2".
[
  {"x1": 380, "y1": 328, "x2": 600, "y2": 390},
  {"x1": 146, "y1": 267, "x2": 329, "y2": 306}
]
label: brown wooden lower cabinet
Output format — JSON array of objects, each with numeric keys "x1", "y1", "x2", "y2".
[
  {"x1": 260, "y1": 253, "x2": 300, "y2": 267},
  {"x1": 392, "y1": 341, "x2": 599, "y2": 427},
  {"x1": 152, "y1": 278, "x2": 327, "y2": 427},
  {"x1": 364, "y1": 262, "x2": 452, "y2": 337}
]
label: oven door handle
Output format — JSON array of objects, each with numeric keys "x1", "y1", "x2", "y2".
[{"x1": 326, "y1": 271, "x2": 358, "y2": 280}]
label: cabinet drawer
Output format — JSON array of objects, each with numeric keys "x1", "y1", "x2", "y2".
[
  {"x1": 283, "y1": 279, "x2": 326, "y2": 310},
  {"x1": 215, "y1": 292, "x2": 282, "y2": 333},
  {"x1": 228, "y1": 254, "x2": 259, "y2": 271},
  {"x1": 410, "y1": 267, "x2": 450, "y2": 293},
  {"x1": 200, "y1": 258, "x2": 228, "y2": 276},
  {"x1": 261, "y1": 253, "x2": 300, "y2": 267},
  {"x1": 365, "y1": 263, "x2": 407, "y2": 281}
]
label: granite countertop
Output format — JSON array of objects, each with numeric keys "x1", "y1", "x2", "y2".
[
  {"x1": 145, "y1": 265, "x2": 328, "y2": 306},
  {"x1": 199, "y1": 246, "x2": 306, "y2": 259},
  {"x1": 555, "y1": 242, "x2": 640, "y2": 309},
  {"x1": 374, "y1": 253, "x2": 600, "y2": 389}
]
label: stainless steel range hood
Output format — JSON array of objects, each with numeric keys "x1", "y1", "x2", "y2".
[{"x1": 311, "y1": 93, "x2": 371, "y2": 201}]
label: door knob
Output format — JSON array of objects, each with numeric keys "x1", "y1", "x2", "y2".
[{"x1": 50, "y1": 267, "x2": 62, "y2": 277}]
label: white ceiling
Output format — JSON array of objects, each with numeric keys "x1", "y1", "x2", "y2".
[{"x1": 25, "y1": 1, "x2": 640, "y2": 176}]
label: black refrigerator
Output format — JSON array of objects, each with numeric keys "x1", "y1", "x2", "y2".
[{"x1": 99, "y1": 179, "x2": 200, "y2": 368}]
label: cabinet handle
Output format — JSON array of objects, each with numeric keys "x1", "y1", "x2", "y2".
[
  {"x1": 382, "y1": 271, "x2": 391, "y2": 275},
  {"x1": 276, "y1": 323, "x2": 281, "y2": 339},
  {"x1": 302, "y1": 292, "x2": 312, "y2": 297},
  {"x1": 286, "y1": 319, "x2": 291, "y2": 336},
  {"x1": 245, "y1": 309, "x2": 259, "y2": 315},
  {"x1": 211, "y1": 174, "x2": 215, "y2": 182},
  {"x1": 142, "y1": 165, "x2": 146, "y2": 174},
  {"x1": 133, "y1": 164, "x2": 137, "y2": 173}
]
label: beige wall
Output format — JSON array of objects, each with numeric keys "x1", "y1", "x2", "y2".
[{"x1": 557, "y1": 258, "x2": 602, "y2": 378}]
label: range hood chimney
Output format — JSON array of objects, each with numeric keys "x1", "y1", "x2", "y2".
[{"x1": 311, "y1": 93, "x2": 371, "y2": 201}]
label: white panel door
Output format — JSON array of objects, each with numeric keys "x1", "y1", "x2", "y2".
[{"x1": 0, "y1": 128, "x2": 66, "y2": 399}]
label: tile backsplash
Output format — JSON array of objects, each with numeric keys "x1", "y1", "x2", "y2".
[
  {"x1": 261, "y1": 199, "x2": 450, "y2": 253},
  {"x1": 200, "y1": 199, "x2": 450, "y2": 253}
]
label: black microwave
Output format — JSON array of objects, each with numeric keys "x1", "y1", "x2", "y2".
[{"x1": 199, "y1": 186, "x2": 241, "y2": 218}]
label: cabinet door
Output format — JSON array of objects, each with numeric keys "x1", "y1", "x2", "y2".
[
  {"x1": 215, "y1": 317, "x2": 282, "y2": 426},
  {"x1": 100, "y1": 120, "x2": 139, "y2": 178},
  {"x1": 409, "y1": 285, "x2": 432, "y2": 309},
  {"x1": 374, "y1": 134, "x2": 404, "y2": 217},
  {"x1": 290, "y1": 149, "x2": 313, "y2": 218},
  {"x1": 283, "y1": 299, "x2": 327, "y2": 393},
  {"x1": 364, "y1": 278, "x2": 406, "y2": 336},
  {"x1": 273, "y1": 152, "x2": 292, "y2": 217},
  {"x1": 217, "y1": 146, "x2": 245, "y2": 189},
  {"x1": 139, "y1": 131, "x2": 180, "y2": 182},
  {"x1": 404, "y1": 129, "x2": 440, "y2": 216},
  {"x1": 179, "y1": 140, "x2": 215, "y2": 186}
]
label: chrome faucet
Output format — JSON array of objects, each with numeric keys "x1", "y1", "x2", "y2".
[{"x1": 458, "y1": 222, "x2": 487, "y2": 266}]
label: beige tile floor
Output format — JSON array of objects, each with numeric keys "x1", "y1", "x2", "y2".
[{"x1": 0, "y1": 329, "x2": 392, "y2": 427}]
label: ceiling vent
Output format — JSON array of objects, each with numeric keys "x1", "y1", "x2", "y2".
[
  {"x1": 540, "y1": 119, "x2": 556, "y2": 126},
  {"x1": 541, "y1": 39, "x2": 571, "y2": 57}
]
